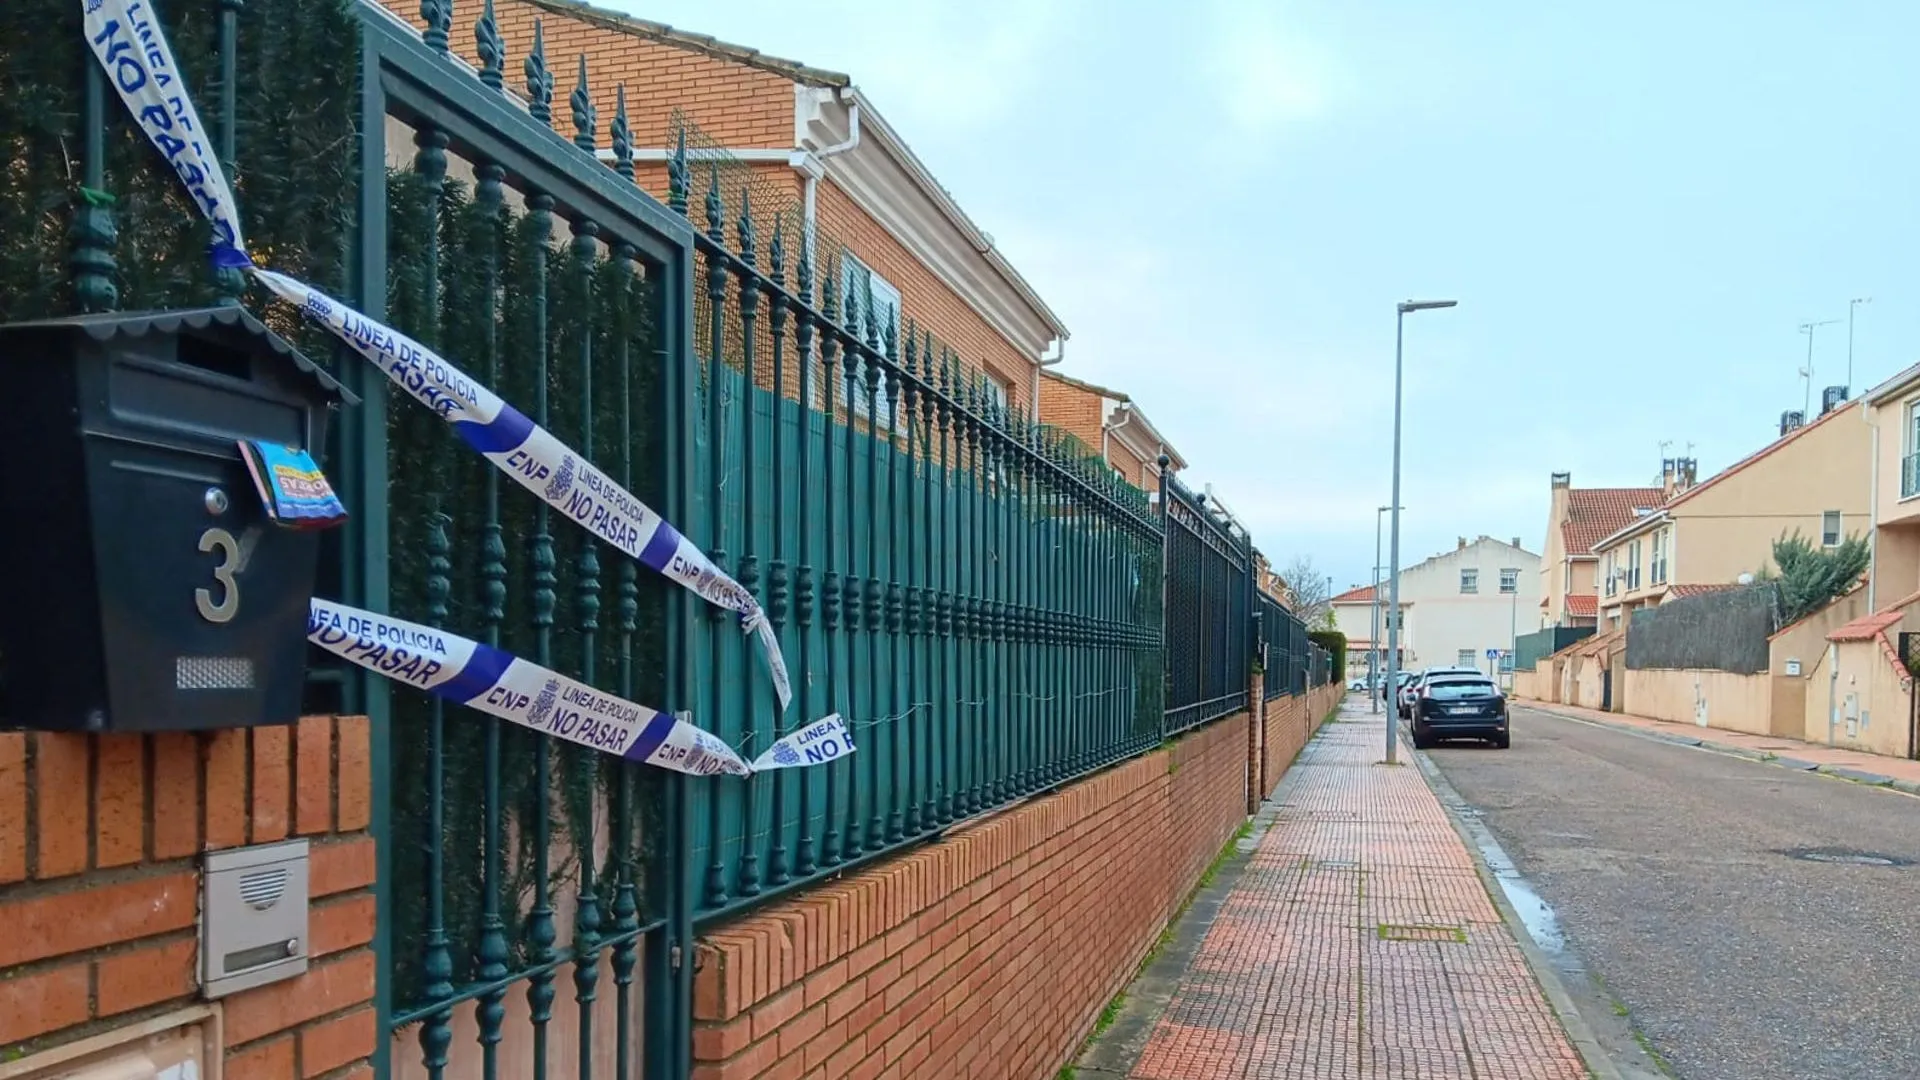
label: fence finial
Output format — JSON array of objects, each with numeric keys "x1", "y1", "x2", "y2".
[
  {"x1": 421, "y1": 0, "x2": 451, "y2": 54},
  {"x1": 609, "y1": 86, "x2": 633, "y2": 178},
  {"x1": 524, "y1": 19, "x2": 553, "y2": 124},
  {"x1": 667, "y1": 127, "x2": 689, "y2": 214},
  {"x1": 736, "y1": 189, "x2": 757, "y2": 267},
  {"x1": 475, "y1": 0, "x2": 504, "y2": 89},
  {"x1": 570, "y1": 55, "x2": 596, "y2": 152}
]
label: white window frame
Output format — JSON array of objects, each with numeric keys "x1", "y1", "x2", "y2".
[
  {"x1": 1460, "y1": 568, "x2": 1479, "y2": 594},
  {"x1": 1499, "y1": 568, "x2": 1518, "y2": 594},
  {"x1": 1822, "y1": 510, "x2": 1842, "y2": 548},
  {"x1": 1604, "y1": 551, "x2": 1617, "y2": 597},
  {"x1": 1628, "y1": 540, "x2": 1642, "y2": 591},
  {"x1": 834, "y1": 250, "x2": 902, "y2": 429},
  {"x1": 1456, "y1": 648, "x2": 1476, "y2": 667}
]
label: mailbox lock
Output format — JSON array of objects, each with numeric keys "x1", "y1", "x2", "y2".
[
  {"x1": 204, "y1": 486, "x2": 229, "y2": 515},
  {"x1": 283, "y1": 938, "x2": 300, "y2": 957}
]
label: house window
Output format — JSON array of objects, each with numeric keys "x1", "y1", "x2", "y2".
[
  {"x1": 1499, "y1": 568, "x2": 1519, "y2": 594},
  {"x1": 1603, "y1": 551, "x2": 1617, "y2": 597},
  {"x1": 981, "y1": 375, "x2": 1009, "y2": 418},
  {"x1": 1906, "y1": 401, "x2": 1920, "y2": 498},
  {"x1": 1651, "y1": 528, "x2": 1669, "y2": 585},
  {"x1": 837, "y1": 251, "x2": 903, "y2": 428},
  {"x1": 1628, "y1": 540, "x2": 1642, "y2": 591},
  {"x1": 1822, "y1": 510, "x2": 1842, "y2": 548},
  {"x1": 1460, "y1": 569, "x2": 1478, "y2": 594},
  {"x1": 1456, "y1": 648, "x2": 1476, "y2": 667}
]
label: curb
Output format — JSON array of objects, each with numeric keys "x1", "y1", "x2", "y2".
[
  {"x1": 1407, "y1": 728, "x2": 1632, "y2": 1080},
  {"x1": 1520, "y1": 703, "x2": 1915, "y2": 795}
]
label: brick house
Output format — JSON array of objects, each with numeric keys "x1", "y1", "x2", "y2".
[
  {"x1": 1036, "y1": 369, "x2": 1186, "y2": 490},
  {"x1": 383, "y1": 0, "x2": 1070, "y2": 415}
]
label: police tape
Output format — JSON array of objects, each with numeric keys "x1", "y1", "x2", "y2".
[
  {"x1": 81, "y1": 0, "x2": 793, "y2": 713},
  {"x1": 255, "y1": 271, "x2": 795, "y2": 714},
  {"x1": 309, "y1": 598, "x2": 851, "y2": 777},
  {"x1": 82, "y1": 0, "x2": 249, "y2": 269}
]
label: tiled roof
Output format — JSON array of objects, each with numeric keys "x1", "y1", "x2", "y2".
[
  {"x1": 1332, "y1": 584, "x2": 1376, "y2": 604},
  {"x1": 1665, "y1": 583, "x2": 1741, "y2": 600},
  {"x1": 1562, "y1": 488, "x2": 1666, "y2": 555},
  {"x1": 1828, "y1": 610, "x2": 1905, "y2": 643},
  {"x1": 1563, "y1": 594, "x2": 1597, "y2": 618}
]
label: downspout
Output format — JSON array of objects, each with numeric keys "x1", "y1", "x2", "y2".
[
  {"x1": 1868, "y1": 405, "x2": 1880, "y2": 611},
  {"x1": 1107, "y1": 402, "x2": 1146, "y2": 481},
  {"x1": 1035, "y1": 338, "x2": 1065, "y2": 421}
]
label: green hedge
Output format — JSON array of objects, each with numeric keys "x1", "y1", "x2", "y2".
[{"x1": 1309, "y1": 630, "x2": 1346, "y2": 683}]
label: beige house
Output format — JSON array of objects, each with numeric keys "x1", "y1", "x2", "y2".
[
  {"x1": 1862, "y1": 364, "x2": 1920, "y2": 608},
  {"x1": 1536, "y1": 474, "x2": 1665, "y2": 629},
  {"x1": 1333, "y1": 536, "x2": 1541, "y2": 678},
  {"x1": 1591, "y1": 400, "x2": 1871, "y2": 629}
]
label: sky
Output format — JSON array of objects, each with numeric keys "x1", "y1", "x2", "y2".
[{"x1": 601, "y1": 0, "x2": 1920, "y2": 595}]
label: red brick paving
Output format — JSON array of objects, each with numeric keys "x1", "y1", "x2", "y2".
[{"x1": 1129, "y1": 700, "x2": 1587, "y2": 1079}]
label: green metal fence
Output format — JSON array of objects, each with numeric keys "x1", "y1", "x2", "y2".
[{"x1": 0, "y1": 2, "x2": 1329, "y2": 1075}]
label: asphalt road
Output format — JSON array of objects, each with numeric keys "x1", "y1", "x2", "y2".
[{"x1": 1426, "y1": 706, "x2": 1920, "y2": 1080}]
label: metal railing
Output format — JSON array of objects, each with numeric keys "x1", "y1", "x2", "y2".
[{"x1": 1904, "y1": 451, "x2": 1920, "y2": 499}]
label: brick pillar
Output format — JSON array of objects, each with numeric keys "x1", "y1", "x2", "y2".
[
  {"x1": 0, "y1": 719, "x2": 376, "y2": 1076},
  {"x1": 1248, "y1": 670, "x2": 1265, "y2": 814}
]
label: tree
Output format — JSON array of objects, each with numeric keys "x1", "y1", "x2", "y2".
[
  {"x1": 1761, "y1": 530, "x2": 1870, "y2": 623},
  {"x1": 1280, "y1": 555, "x2": 1335, "y2": 629}
]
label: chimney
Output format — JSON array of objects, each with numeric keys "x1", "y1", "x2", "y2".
[
  {"x1": 1677, "y1": 457, "x2": 1697, "y2": 489},
  {"x1": 1511, "y1": 536, "x2": 1522, "y2": 549},
  {"x1": 1457, "y1": 536, "x2": 1467, "y2": 551},
  {"x1": 1780, "y1": 410, "x2": 1805, "y2": 437},
  {"x1": 1821, "y1": 385, "x2": 1849, "y2": 416},
  {"x1": 1661, "y1": 458, "x2": 1677, "y2": 496},
  {"x1": 1550, "y1": 472, "x2": 1571, "y2": 490}
]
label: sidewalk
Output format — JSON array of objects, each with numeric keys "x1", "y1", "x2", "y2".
[
  {"x1": 1518, "y1": 698, "x2": 1920, "y2": 790},
  {"x1": 1106, "y1": 699, "x2": 1590, "y2": 1079}
]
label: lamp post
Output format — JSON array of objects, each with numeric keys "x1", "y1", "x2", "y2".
[
  {"x1": 1386, "y1": 299, "x2": 1457, "y2": 764},
  {"x1": 1849, "y1": 297, "x2": 1872, "y2": 393},
  {"x1": 1370, "y1": 506, "x2": 1397, "y2": 713}
]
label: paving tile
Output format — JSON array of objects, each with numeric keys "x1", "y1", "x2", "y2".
[{"x1": 1126, "y1": 702, "x2": 1586, "y2": 1079}]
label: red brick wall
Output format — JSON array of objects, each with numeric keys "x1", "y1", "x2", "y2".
[
  {"x1": 380, "y1": 0, "x2": 796, "y2": 149},
  {"x1": 1037, "y1": 373, "x2": 1105, "y2": 449},
  {"x1": 812, "y1": 181, "x2": 1037, "y2": 415},
  {"x1": 687, "y1": 711, "x2": 1254, "y2": 1080},
  {"x1": 0, "y1": 719, "x2": 377, "y2": 1077}
]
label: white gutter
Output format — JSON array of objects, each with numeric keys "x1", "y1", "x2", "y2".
[
  {"x1": 803, "y1": 92, "x2": 861, "y2": 275},
  {"x1": 846, "y1": 87, "x2": 1070, "y2": 344},
  {"x1": 601, "y1": 93, "x2": 861, "y2": 280}
]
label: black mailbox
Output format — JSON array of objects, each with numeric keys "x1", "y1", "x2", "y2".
[{"x1": 0, "y1": 307, "x2": 356, "y2": 732}]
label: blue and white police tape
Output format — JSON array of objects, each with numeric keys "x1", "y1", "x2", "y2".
[
  {"x1": 308, "y1": 598, "x2": 849, "y2": 777},
  {"x1": 255, "y1": 271, "x2": 793, "y2": 713},
  {"x1": 83, "y1": 0, "x2": 250, "y2": 269},
  {"x1": 79, "y1": 3, "x2": 792, "y2": 712},
  {"x1": 80, "y1": 2, "x2": 791, "y2": 708}
]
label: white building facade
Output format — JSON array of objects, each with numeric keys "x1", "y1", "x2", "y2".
[{"x1": 1332, "y1": 535, "x2": 1543, "y2": 680}]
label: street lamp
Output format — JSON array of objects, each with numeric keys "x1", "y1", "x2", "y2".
[
  {"x1": 1386, "y1": 299, "x2": 1456, "y2": 764},
  {"x1": 1849, "y1": 297, "x2": 1872, "y2": 393},
  {"x1": 1370, "y1": 506, "x2": 1399, "y2": 714}
]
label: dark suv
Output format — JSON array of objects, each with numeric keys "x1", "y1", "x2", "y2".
[{"x1": 1410, "y1": 675, "x2": 1510, "y2": 749}]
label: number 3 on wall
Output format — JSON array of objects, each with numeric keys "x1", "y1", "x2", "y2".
[{"x1": 197, "y1": 526, "x2": 243, "y2": 624}]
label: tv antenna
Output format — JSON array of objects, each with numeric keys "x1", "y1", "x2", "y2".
[{"x1": 1799, "y1": 319, "x2": 1840, "y2": 418}]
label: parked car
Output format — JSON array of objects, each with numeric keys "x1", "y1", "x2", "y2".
[
  {"x1": 1347, "y1": 677, "x2": 1369, "y2": 691},
  {"x1": 1398, "y1": 666, "x2": 1477, "y2": 719},
  {"x1": 1410, "y1": 674, "x2": 1510, "y2": 749}
]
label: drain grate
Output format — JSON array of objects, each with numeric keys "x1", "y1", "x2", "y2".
[
  {"x1": 1782, "y1": 847, "x2": 1911, "y2": 867},
  {"x1": 1377, "y1": 923, "x2": 1467, "y2": 943}
]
